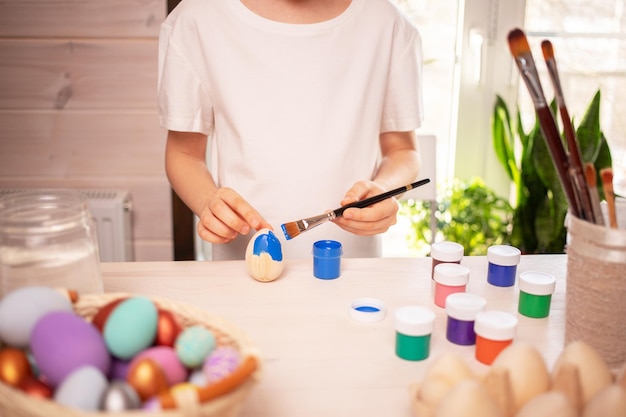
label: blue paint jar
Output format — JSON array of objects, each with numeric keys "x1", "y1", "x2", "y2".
[
  {"x1": 312, "y1": 240, "x2": 343, "y2": 279},
  {"x1": 445, "y1": 293, "x2": 486, "y2": 345},
  {"x1": 486, "y1": 245, "x2": 521, "y2": 287}
]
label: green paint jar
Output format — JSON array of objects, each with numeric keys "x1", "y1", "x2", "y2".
[
  {"x1": 518, "y1": 271, "x2": 556, "y2": 318},
  {"x1": 394, "y1": 306, "x2": 435, "y2": 361}
]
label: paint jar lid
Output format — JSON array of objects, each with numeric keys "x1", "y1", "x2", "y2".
[
  {"x1": 445, "y1": 293, "x2": 486, "y2": 321},
  {"x1": 349, "y1": 298, "x2": 387, "y2": 323},
  {"x1": 474, "y1": 310, "x2": 518, "y2": 341},
  {"x1": 395, "y1": 306, "x2": 435, "y2": 336},
  {"x1": 519, "y1": 271, "x2": 556, "y2": 295},
  {"x1": 487, "y1": 245, "x2": 521, "y2": 266},
  {"x1": 434, "y1": 263, "x2": 470, "y2": 286},
  {"x1": 431, "y1": 241, "x2": 464, "y2": 262},
  {"x1": 312, "y1": 240, "x2": 343, "y2": 258}
]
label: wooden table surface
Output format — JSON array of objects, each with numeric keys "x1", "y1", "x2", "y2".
[{"x1": 101, "y1": 255, "x2": 568, "y2": 417}]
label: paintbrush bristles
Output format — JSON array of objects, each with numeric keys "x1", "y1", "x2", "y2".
[
  {"x1": 507, "y1": 29, "x2": 531, "y2": 57},
  {"x1": 600, "y1": 168, "x2": 618, "y2": 228},
  {"x1": 541, "y1": 40, "x2": 554, "y2": 60},
  {"x1": 585, "y1": 163, "x2": 605, "y2": 226},
  {"x1": 281, "y1": 221, "x2": 303, "y2": 241}
]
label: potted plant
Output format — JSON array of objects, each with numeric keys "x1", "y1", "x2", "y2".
[
  {"x1": 400, "y1": 177, "x2": 513, "y2": 256},
  {"x1": 492, "y1": 89, "x2": 612, "y2": 253}
]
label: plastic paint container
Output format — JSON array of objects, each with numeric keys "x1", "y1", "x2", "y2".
[
  {"x1": 312, "y1": 240, "x2": 343, "y2": 280},
  {"x1": 486, "y1": 245, "x2": 521, "y2": 287},
  {"x1": 433, "y1": 263, "x2": 470, "y2": 308},
  {"x1": 518, "y1": 271, "x2": 556, "y2": 318},
  {"x1": 445, "y1": 293, "x2": 486, "y2": 346},
  {"x1": 430, "y1": 241, "x2": 464, "y2": 279},
  {"x1": 394, "y1": 306, "x2": 436, "y2": 361},
  {"x1": 474, "y1": 310, "x2": 518, "y2": 365},
  {"x1": 350, "y1": 298, "x2": 386, "y2": 323}
]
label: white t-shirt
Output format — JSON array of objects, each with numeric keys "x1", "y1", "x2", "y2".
[{"x1": 158, "y1": 0, "x2": 423, "y2": 260}]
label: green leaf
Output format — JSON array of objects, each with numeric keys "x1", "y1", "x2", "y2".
[
  {"x1": 575, "y1": 90, "x2": 602, "y2": 163},
  {"x1": 492, "y1": 96, "x2": 517, "y2": 182}
]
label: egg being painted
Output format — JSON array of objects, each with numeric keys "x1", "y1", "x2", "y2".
[{"x1": 245, "y1": 228, "x2": 285, "y2": 282}]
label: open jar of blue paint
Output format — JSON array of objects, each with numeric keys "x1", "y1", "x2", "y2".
[{"x1": 312, "y1": 240, "x2": 343, "y2": 279}]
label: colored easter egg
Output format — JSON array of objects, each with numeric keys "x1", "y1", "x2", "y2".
[
  {"x1": 100, "y1": 380, "x2": 141, "y2": 411},
  {"x1": 132, "y1": 346, "x2": 187, "y2": 385},
  {"x1": 0, "y1": 286, "x2": 73, "y2": 348},
  {"x1": 175, "y1": 325, "x2": 216, "y2": 368},
  {"x1": 103, "y1": 297, "x2": 158, "y2": 360},
  {"x1": 54, "y1": 366, "x2": 108, "y2": 411},
  {"x1": 18, "y1": 375, "x2": 52, "y2": 399},
  {"x1": 91, "y1": 297, "x2": 127, "y2": 332},
  {"x1": 30, "y1": 311, "x2": 111, "y2": 387},
  {"x1": 108, "y1": 357, "x2": 131, "y2": 381},
  {"x1": 156, "y1": 309, "x2": 183, "y2": 347},
  {"x1": 126, "y1": 357, "x2": 170, "y2": 401},
  {"x1": 203, "y1": 346, "x2": 241, "y2": 383},
  {"x1": 0, "y1": 347, "x2": 32, "y2": 386},
  {"x1": 245, "y1": 228, "x2": 285, "y2": 282}
]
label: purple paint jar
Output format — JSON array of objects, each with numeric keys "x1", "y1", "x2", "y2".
[
  {"x1": 486, "y1": 245, "x2": 521, "y2": 287},
  {"x1": 445, "y1": 293, "x2": 486, "y2": 345}
]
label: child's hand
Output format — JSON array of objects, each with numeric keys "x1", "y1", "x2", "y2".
[
  {"x1": 197, "y1": 187, "x2": 272, "y2": 244},
  {"x1": 333, "y1": 181, "x2": 399, "y2": 236}
]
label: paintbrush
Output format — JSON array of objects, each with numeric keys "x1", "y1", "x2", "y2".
[
  {"x1": 585, "y1": 163, "x2": 605, "y2": 226},
  {"x1": 600, "y1": 168, "x2": 618, "y2": 228},
  {"x1": 280, "y1": 178, "x2": 431, "y2": 240},
  {"x1": 507, "y1": 28, "x2": 582, "y2": 219},
  {"x1": 541, "y1": 40, "x2": 596, "y2": 223}
]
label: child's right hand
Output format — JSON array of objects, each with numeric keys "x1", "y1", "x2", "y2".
[{"x1": 196, "y1": 187, "x2": 273, "y2": 244}]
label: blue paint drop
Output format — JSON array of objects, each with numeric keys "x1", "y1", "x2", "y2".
[
  {"x1": 252, "y1": 230, "x2": 283, "y2": 261},
  {"x1": 355, "y1": 306, "x2": 380, "y2": 313}
]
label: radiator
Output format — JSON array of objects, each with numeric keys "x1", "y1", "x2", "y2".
[{"x1": 0, "y1": 188, "x2": 134, "y2": 262}]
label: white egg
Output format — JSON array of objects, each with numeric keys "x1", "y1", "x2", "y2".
[
  {"x1": 419, "y1": 353, "x2": 475, "y2": 407},
  {"x1": 0, "y1": 286, "x2": 73, "y2": 348},
  {"x1": 434, "y1": 380, "x2": 501, "y2": 417},
  {"x1": 54, "y1": 366, "x2": 108, "y2": 411},
  {"x1": 582, "y1": 385, "x2": 626, "y2": 417},
  {"x1": 515, "y1": 391, "x2": 577, "y2": 417},
  {"x1": 245, "y1": 228, "x2": 285, "y2": 282}
]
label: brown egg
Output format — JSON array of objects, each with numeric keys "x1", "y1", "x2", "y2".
[
  {"x1": 0, "y1": 348, "x2": 32, "y2": 387},
  {"x1": 18, "y1": 375, "x2": 53, "y2": 399},
  {"x1": 156, "y1": 309, "x2": 183, "y2": 347},
  {"x1": 91, "y1": 297, "x2": 127, "y2": 332},
  {"x1": 126, "y1": 357, "x2": 170, "y2": 401}
]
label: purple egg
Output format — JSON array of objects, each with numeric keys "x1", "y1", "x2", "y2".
[
  {"x1": 109, "y1": 357, "x2": 131, "y2": 381},
  {"x1": 30, "y1": 311, "x2": 111, "y2": 387},
  {"x1": 202, "y1": 346, "x2": 241, "y2": 383}
]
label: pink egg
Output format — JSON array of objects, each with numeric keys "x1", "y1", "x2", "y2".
[
  {"x1": 30, "y1": 311, "x2": 111, "y2": 387},
  {"x1": 131, "y1": 346, "x2": 187, "y2": 385}
]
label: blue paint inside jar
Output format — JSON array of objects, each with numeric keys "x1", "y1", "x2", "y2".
[
  {"x1": 487, "y1": 263, "x2": 517, "y2": 287},
  {"x1": 252, "y1": 230, "x2": 283, "y2": 261},
  {"x1": 312, "y1": 240, "x2": 342, "y2": 280},
  {"x1": 355, "y1": 305, "x2": 380, "y2": 313},
  {"x1": 446, "y1": 316, "x2": 477, "y2": 345}
]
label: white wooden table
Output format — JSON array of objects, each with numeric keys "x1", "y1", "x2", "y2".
[{"x1": 101, "y1": 255, "x2": 567, "y2": 417}]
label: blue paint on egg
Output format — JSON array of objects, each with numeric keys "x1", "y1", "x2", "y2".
[{"x1": 252, "y1": 230, "x2": 283, "y2": 261}]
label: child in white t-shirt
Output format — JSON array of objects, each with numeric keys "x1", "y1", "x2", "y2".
[{"x1": 158, "y1": 0, "x2": 424, "y2": 260}]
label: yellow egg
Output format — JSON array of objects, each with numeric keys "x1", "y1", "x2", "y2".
[
  {"x1": 487, "y1": 343, "x2": 550, "y2": 413},
  {"x1": 245, "y1": 228, "x2": 285, "y2": 282},
  {"x1": 126, "y1": 357, "x2": 170, "y2": 401},
  {"x1": 552, "y1": 341, "x2": 613, "y2": 407}
]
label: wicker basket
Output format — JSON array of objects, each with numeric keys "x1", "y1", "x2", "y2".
[{"x1": 0, "y1": 292, "x2": 262, "y2": 417}]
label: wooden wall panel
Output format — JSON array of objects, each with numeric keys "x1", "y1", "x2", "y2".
[
  {"x1": 0, "y1": 0, "x2": 166, "y2": 38},
  {"x1": 0, "y1": 0, "x2": 175, "y2": 261},
  {"x1": 0, "y1": 39, "x2": 159, "y2": 110},
  {"x1": 0, "y1": 111, "x2": 166, "y2": 177}
]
